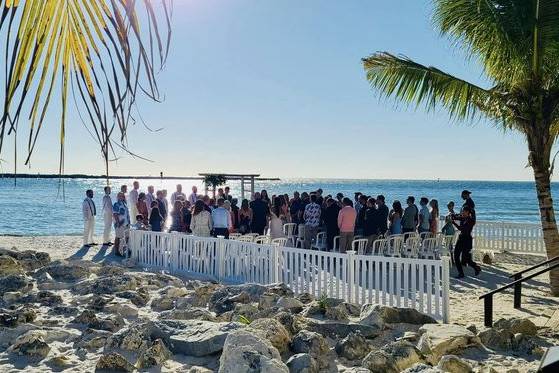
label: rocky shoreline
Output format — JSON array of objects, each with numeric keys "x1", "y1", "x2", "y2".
[{"x1": 0, "y1": 245, "x2": 556, "y2": 372}]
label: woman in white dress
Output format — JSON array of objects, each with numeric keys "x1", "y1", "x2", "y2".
[
  {"x1": 269, "y1": 197, "x2": 286, "y2": 239},
  {"x1": 191, "y1": 200, "x2": 212, "y2": 237}
]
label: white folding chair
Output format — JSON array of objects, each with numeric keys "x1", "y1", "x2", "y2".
[
  {"x1": 332, "y1": 235, "x2": 341, "y2": 252},
  {"x1": 254, "y1": 235, "x2": 270, "y2": 245},
  {"x1": 237, "y1": 235, "x2": 254, "y2": 242},
  {"x1": 295, "y1": 224, "x2": 305, "y2": 248},
  {"x1": 245, "y1": 233, "x2": 259, "y2": 239},
  {"x1": 404, "y1": 237, "x2": 421, "y2": 258},
  {"x1": 272, "y1": 237, "x2": 288, "y2": 247},
  {"x1": 312, "y1": 232, "x2": 327, "y2": 251},
  {"x1": 403, "y1": 232, "x2": 418, "y2": 242},
  {"x1": 421, "y1": 238, "x2": 438, "y2": 259},
  {"x1": 352, "y1": 238, "x2": 369, "y2": 255},
  {"x1": 354, "y1": 235, "x2": 363, "y2": 240},
  {"x1": 387, "y1": 235, "x2": 404, "y2": 257},
  {"x1": 229, "y1": 233, "x2": 242, "y2": 240},
  {"x1": 371, "y1": 239, "x2": 389, "y2": 256},
  {"x1": 283, "y1": 223, "x2": 297, "y2": 246},
  {"x1": 420, "y1": 232, "x2": 434, "y2": 240}
]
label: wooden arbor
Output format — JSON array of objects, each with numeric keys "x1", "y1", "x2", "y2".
[{"x1": 198, "y1": 173, "x2": 276, "y2": 200}]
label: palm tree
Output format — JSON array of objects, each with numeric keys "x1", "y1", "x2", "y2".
[
  {"x1": 363, "y1": 0, "x2": 559, "y2": 294},
  {"x1": 0, "y1": 0, "x2": 172, "y2": 183}
]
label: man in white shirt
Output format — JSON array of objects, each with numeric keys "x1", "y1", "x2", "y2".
[
  {"x1": 129, "y1": 181, "x2": 140, "y2": 224},
  {"x1": 188, "y1": 186, "x2": 198, "y2": 205},
  {"x1": 82, "y1": 189, "x2": 97, "y2": 247},
  {"x1": 211, "y1": 198, "x2": 230, "y2": 238},
  {"x1": 171, "y1": 184, "x2": 186, "y2": 205},
  {"x1": 102, "y1": 186, "x2": 113, "y2": 246},
  {"x1": 146, "y1": 185, "x2": 155, "y2": 213}
]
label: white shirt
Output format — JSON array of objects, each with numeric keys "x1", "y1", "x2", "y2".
[
  {"x1": 82, "y1": 198, "x2": 96, "y2": 220},
  {"x1": 146, "y1": 192, "x2": 155, "y2": 211},
  {"x1": 171, "y1": 191, "x2": 186, "y2": 205},
  {"x1": 129, "y1": 189, "x2": 139, "y2": 205},
  {"x1": 102, "y1": 195, "x2": 113, "y2": 215},
  {"x1": 188, "y1": 192, "x2": 197, "y2": 205}
]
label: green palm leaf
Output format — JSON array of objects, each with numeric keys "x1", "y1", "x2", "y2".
[{"x1": 0, "y1": 0, "x2": 172, "y2": 177}]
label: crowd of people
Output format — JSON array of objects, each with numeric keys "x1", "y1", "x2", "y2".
[{"x1": 82, "y1": 182, "x2": 481, "y2": 278}]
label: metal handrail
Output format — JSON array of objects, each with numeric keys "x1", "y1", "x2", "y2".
[
  {"x1": 508, "y1": 255, "x2": 559, "y2": 279},
  {"x1": 479, "y1": 260, "x2": 559, "y2": 327}
]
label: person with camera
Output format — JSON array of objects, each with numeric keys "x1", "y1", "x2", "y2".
[{"x1": 452, "y1": 205, "x2": 481, "y2": 278}]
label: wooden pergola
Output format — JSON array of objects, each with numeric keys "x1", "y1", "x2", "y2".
[{"x1": 198, "y1": 173, "x2": 279, "y2": 200}]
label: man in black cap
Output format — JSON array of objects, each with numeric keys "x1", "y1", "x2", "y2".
[{"x1": 461, "y1": 190, "x2": 476, "y2": 223}]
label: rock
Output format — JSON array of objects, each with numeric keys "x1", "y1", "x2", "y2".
[
  {"x1": 293, "y1": 316, "x2": 381, "y2": 339},
  {"x1": 183, "y1": 283, "x2": 221, "y2": 307},
  {"x1": 95, "y1": 352, "x2": 135, "y2": 372},
  {"x1": 335, "y1": 332, "x2": 371, "y2": 360},
  {"x1": 0, "y1": 255, "x2": 24, "y2": 276},
  {"x1": 266, "y1": 282, "x2": 294, "y2": 297},
  {"x1": 105, "y1": 321, "x2": 159, "y2": 351},
  {"x1": 8, "y1": 330, "x2": 50, "y2": 360},
  {"x1": 0, "y1": 324, "x2": 38, "y2": 348},
  {"x1": 259, "y1": 292, "x2": 280, "y2": 309},
  {"x1": 300, "y1": 301, "x2": 324, "y2": 317},
  {"x1": 0, "y1": 306, "x2": 36, "y2": 327},
  {"x1": 402, "y1": 363, "x2": 436, "y2": 372},
  {"x1": 40, "y1": 260, "x2": 90, "y2": 282},
  {"x1": 136, "y1": 338, "x2": 172, "y2": 368},
  {"x1": 105, "y1": 302, "x2": 139, "y2": 318},
  {"x1": 72, "y1": 310, "x2": 124, "y2": 332},
  {"x1": 161, "y1": 285, "x2": 188, "y2": 298},
  {"x1": 297, "y1": 293, "x2": 315, "y2": 304},
  {"x1": 37, "y1": 290, "x2": 63, "y2": 306},
  {"x1": 291, "y1": 330, "x2": 335, "y2": 370},
  {"x1": 0, "y1": 248, "x2": 50, "y2": 271},
  {"x1": 249, "y1": 318, "x2": 291, "y2": 353},
  {"x1": 286, "y1": 353, "x2": 319, "y2": 373},
  {"x1": 360, "y1": 304, "x2": 437, "y2": 329},
  {"x1": 162, "y1": 319, "x2": 244, "y2": 356},
  {"x1": 229, "y1": 303, "x2": 259, "y2": 323},
  {"x1": 494, "y1": 317, "x2": 537, "y2": 336},
  {"x1": 50, "y1": 305, "x2": 79, "y2": 316},
  {"x1": 115, "y1": 289, "x2": 150, "y2": 307},
  {"x1": 325, "y1": 304, "x2": 349, "y2": 321},
  {"x1": 397, "y1": 331, "x2": 420, "y2": 342},
  {"x1": 150, "y1": 295, "x2": 176, "y2": 311},
  {"x1": 90, "y1": 295, "x2": 115, "y2": 311},
  {"x1": 73, "y1": 310, "x2": 98, "y2": 325},
  {"x1": 74, "y1": 274, "x2": 137, "y2": 295},
  {"x1": 159, "y1": 307, "x2": 216, "y2": 321},
  {"x1": 478, "y1": 327, "x2": 513, "y2": 350},
  {"x1": 438, "y1": 355, "x2": 472, "y2": 373},
  {"x1": 275, "y1": 311, "x2": 296, "y2": 334},
  {"x1": 465, "y1": 324, "x2": 477, "y2": 334},
  {"x1": 277, "y1": 296, "x2": 304, "y2": 312},
  {"x1": 363, "y1": 340, "x2": 424, "y2": 373},
  {"x1": 209, "y1": 283, "x2": 268, "y2": 314},
  {"x1": 76, "y1": 328, "x2": 113, "y2": 350},
  {"x1": 96, "y1": 264, "x2": 126, "y2": 277},
  {"x1": 219, "y1": 329, "x2": 288, "y2": 373},
  {"x1": 0, "y1": 274, "x2": 33, "y2": 294},
  {"x1": 47, "y1": 354, "x2": 75, "y2": 368},
  {"x1": 2, "y1": 291, "x2": 21, "y2": 303},
  {"x1": 417, "y1": 324, "x2": 481, "y2": 364},
  {"x1": 512, "y1": 333, "x2": 538, "y2": 353}
]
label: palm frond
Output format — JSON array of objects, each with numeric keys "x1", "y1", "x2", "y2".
[
  {"x1": 0, "y1": 0, "x2": 173, "y2": 176},
  {"x1": 362, "y1": 52, "x2": 502, "y2": 121}
]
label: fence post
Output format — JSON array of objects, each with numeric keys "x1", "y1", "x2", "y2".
[
  {"x1": 347, "y1": 251, "x2": 356, "y2": 304},
  {"x1": 169, "y1": 232, "x2": 179, "y2": 272},
  {"x1": 216, "y1": 237, "x2": 225, "y2": 281},
  {"x1": 441, "y1": 256, "x2": 450, "y2": 323},
  {"x1": 501, "y1": 221, "x2": 506, "y2": 251},
  {"x1": 272, "y1": 247, "x2": 280, "y2": 283}
]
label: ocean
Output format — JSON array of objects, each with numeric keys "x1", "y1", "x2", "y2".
[{"x1": 0, "y1": 177, "x2": 555, "y2": 236}]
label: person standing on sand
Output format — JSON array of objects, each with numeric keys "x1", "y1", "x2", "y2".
[
  {"x1": 250, "y1": 192, "x2": 269, "y2": 235},
  {"x1": 112, "y1": 192, "x2": 130, "y2": 256},
  {"x1": 224, "y1": 186, "x2": 233, "y2": 201},
  {"x1": 212, "y1": 198, "x2": 230, "y2": 238},
  {"x1": 338, "y1": 198, "x2": 356, "y2": 253},
  {"x1": 82, "y1": 189, "x2": 97, "y2": 247},
  {"x1": 418, "y1": 197, "x2": 431, "y2": 234},
  {"x1": 129, "y1": 181, "x2": 140, "y2": 225},
  {"x1": 376, "y1": 195, "x2": 389, "y2": 236},
  {"x1": 171, "y1": 184, "x2": 186, "y2": 206},
  {"x1": 102, "y1": 186, "x2": 113, "y2": 246},
  {"x1": 156, "y1": 190, "x2": 168, "y2": 223},
  {"x1": 461, "y1": 190, "x2": 476, "y2": 223},
  {"x1": 402, "y1": 196, "x2": 419, "y2": 233},
  {"x1": 188, "y1": 186, "x2": 198, "y2": 205},
  {"x1": 442, "y1": 201, "x2": 456, "y2": 236},
  {"x1": 429, "y1": 199, "x2": 440, "y2": 234},
  {"x1": 145, "y1": 185, "x2": 155, "y2": 214},
  {"x1": 452, "y1": 205, "x2": 481, "y2": 278},
  {"x1": 323, "y1": 198, "x2": 340, "y2": 251},
  {"x1": 120, "y1": 184, "x2": 128, "y2": 201},
  {"x1": 303, "y1": 194, "x2": 321, "y2": 249}
]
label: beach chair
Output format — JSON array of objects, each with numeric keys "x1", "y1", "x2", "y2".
[
  {"x1": 237, "y1": 235, "x2": 254, "y2": 242},
  {"x1": 332, "y1": 235, "x2": 341, "y2": 252},
  {"x1": 254, "y1": 235, "x2": 270, "y2": 245},
  {"x1": 352, "y1": 238, "x2": 369, "y2": 255},
  {"x1": 440, "y1": 235, "x2": 455, "y2": 259},
  {"x1": 404, "y1": 237, "x2": 421, "y2": 258},
  {"x1": 371, "y1": 239, "x2": 389, "y2": 256},
  {"x1": 283, "y1": 223, "x2": 297, "y2": 246},
  {"x1": 387, "y1": 235, "x2": 404, "y2": 257},
  {"x1": 245, "y1": 233, "x2": 259, "y2": 239},
  {"x1": 403, "y1": 232, "x2": 418, "y2": 242},
  {"x1": 229, "y1": 233, "x2": 242, "y2": 240},
  {"x1": 420, "y1": 232, "x2": 434, "y2": 240},
  {"x1": 295, "y1": 224, "x2": 305, "y2": 248},
  {"x1": 354, "y1": 235, "x2": 363, "y2": 240},
  {"x1": 312, "y1": 232, "x2": 327, "y2": 251},
  {"x1": 272, "y1": 237, "x2": 288, "y2": 247},
  {"x1": 420, "y1": 238, "x2": 438, "y2": 259}
]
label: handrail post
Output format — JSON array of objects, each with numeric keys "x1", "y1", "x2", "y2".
[
  {"x1": 347, "y1": 251, "x2": 356, "y2": 304},
  {"x1": 513, "y1": 273, "x2": 522, "y2": 309},
  {"x1": 216, "y1": 236, "x2": 225, "y2": 281},
  {"x1": 484, "y1": 295, "x2": 493, "y2": 327},
  {"x1": 442, "y1": 256, "x2": 450, "y2": 323}
]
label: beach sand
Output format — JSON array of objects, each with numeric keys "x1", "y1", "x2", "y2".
[{"x1": 0, "y1": 235, "x2": 558, "y2": 372}]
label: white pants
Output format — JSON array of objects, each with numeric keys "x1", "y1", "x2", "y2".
[
  {"x1": 130, "y1": 204, "x2": 138, "y2": 224},
  {"x1": 103, "y1": 214, "x2": 113, "y2": 243},
  {"x1": 83, "y1": 217, "x2": 95, "y2": 245}
]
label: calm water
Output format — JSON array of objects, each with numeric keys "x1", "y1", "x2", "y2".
[{"x1": 0, "y1": 178, "x2": 555, "y2": 236}]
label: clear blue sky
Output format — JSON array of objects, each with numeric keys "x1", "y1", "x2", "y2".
[{"x1": 2, "y1": 0, "x2": 535, "y2": 181}]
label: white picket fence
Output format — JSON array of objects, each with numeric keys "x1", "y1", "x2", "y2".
[
  {"x1": 473, "y1": 221, "x2": 545, "y2": 254},
  {"x1": 129, "y1": 230, "x2": 450, "y2": 322}
]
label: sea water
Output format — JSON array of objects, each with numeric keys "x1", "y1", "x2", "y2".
[{"x1": 0, "y1": 177, "x2": 556, "y2": 236}]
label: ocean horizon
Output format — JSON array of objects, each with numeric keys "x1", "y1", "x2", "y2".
[{"x1": 1, "y1": 177, "x2": 556, "y2": 236}]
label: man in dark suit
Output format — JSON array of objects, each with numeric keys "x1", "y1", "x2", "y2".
[{"x1": 250, "y1": 192, "x2": 269, "y2": 235}]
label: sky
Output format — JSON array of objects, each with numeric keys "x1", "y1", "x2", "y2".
[{"x1": 0, "y1": 0, "x2": 537, "y2": 181}]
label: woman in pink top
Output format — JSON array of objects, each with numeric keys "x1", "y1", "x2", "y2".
[{"x1": 338, "y1": 198, "x2": 357, "y2": 253}]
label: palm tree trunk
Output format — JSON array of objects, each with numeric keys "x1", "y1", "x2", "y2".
[{"x1": 528, "y1": 133, "x2": 559, "y2": 295}]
